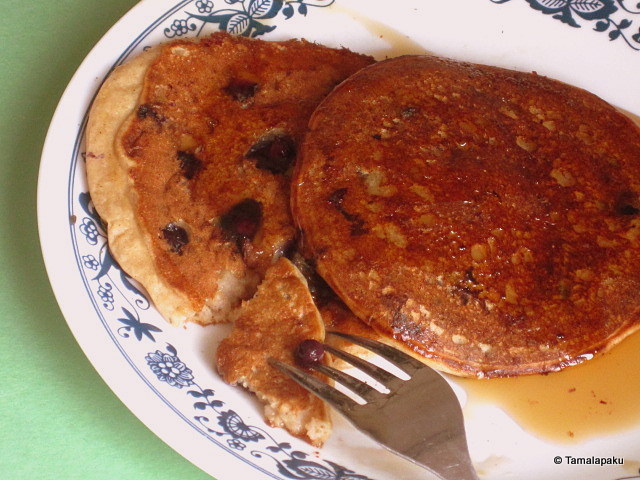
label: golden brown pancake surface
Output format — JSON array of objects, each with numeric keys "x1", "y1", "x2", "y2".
[
  {"x1": 292, "y1": 55, "x2": 640, "y2": 378},
  {"x1": 86, "y1": 32, "x2": 373, "y2": 326}
]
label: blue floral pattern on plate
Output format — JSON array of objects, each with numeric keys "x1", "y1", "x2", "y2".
[
  {"x1": 165, "y1": 0, "x2": 335, "y2": 38},
  {"x1": 143, "y1": 343, "x2": 373, "y2": 479},
  {"x1": 491, "y1": 0, "x2": 640, "y2": 50},
  {"x1": 66, "y1": 1, "x2": 639, "y2": 479}
]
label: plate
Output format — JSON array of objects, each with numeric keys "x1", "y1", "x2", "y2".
[{"x1": 37, "y1": 1, "x2": 640, "y2": 479}]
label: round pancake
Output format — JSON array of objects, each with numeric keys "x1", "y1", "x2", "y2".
[
  {"x1": 86, "y1": 33, "x2": 373, "y2": 326},
  {"x1": 292, "y1": 55, "x2": 640, "y2": 378}
]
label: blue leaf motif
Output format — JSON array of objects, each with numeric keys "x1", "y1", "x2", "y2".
[
  {"x1": 594, "y1": 19, "x2": 610, "y2": 29},
  {"x1": 282, "y1": 459, "x2": 338, "y2": 479},
  {"x1": 552, "y1": 9, "x2": 581, "y2": 25},
  {"x1": 529, "y1": 0, "x2": 569, "y2": 11},
  {"x1": 570, "y1": 0, "x2": 617, "y2": 19},
  {"x1": 119, "y1": 269, "x2": 149, "y2": 308},
  {"x1": 93, "y1": 245, "x2": 115, "y2": 280},
  {"x1": 571, "y1": 0, "x2": 606, "y2": 12},
  {"x1": 324, "y1": 461, "x2": 373, "y2": 480},
  {"x1": 227, "y1": 13, "x2": 251, "y2": 35},
  {"x1": 117, "y1": 307, "x2": 162, "y2": 341},
  {"x1": 248, "y1": 0, "x2": 283, "y2": 19},
  {"x1": 249, "y1": 21, "x2": 277, "y2": 37},
  {"x1": 282, "y1": 3, "x2": 294, "y2": 18},
  {"x1": 620, "y1": 18, "x2": 632, "y2": 28}
]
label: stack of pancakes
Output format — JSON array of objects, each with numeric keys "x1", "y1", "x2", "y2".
[{"x1": 86, "y1": 33, "x2": 640, "y2": 445}]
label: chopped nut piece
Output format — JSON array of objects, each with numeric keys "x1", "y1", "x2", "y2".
[
  {"x1": 505, "y1": 282, "x2": 518, "y2": 304},
  {"x1": 516, "y1": 136, "x2": 537, "y2": 152},
  {"x1": 550, "y1": 168, "x2": 576, "y2": 187},
  {"x1": 471, "y1": 243, "x2": 488, "y2": 262}
]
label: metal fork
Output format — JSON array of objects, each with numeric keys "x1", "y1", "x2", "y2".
[{"x1": 270, "y1": 331, "x2": 479, "y2": 480}]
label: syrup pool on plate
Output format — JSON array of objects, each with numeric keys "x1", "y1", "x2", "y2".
[{"x1": 455, "y1": 330, "x2": 640, "y2": 443}]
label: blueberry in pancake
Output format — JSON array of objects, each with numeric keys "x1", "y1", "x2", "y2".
[{"x1": 85, "y1": 32, "x2": 374, "y2": 326}]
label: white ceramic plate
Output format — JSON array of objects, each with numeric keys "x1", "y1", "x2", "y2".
[{"x1": 38, "y1": 1, "x2": 640, "y2": 479}]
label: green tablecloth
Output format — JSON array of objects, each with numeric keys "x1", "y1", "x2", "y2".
[{"x1": 0, "y1": 1, "x2": 211, "y2": 478}]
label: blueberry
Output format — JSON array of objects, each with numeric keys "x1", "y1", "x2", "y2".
[
  {"x1": 136, "y1": 103, "x2": 164, "y2": 123},
  {"x1": 295, "y1": 339, "x2": 325, "y2": 368},
  {"x1": 161, "y1": 223, "x2": 189, "y2": 255},
  {"x1": 177, "y1": 151, "x2": 203, "y2": 180},
  {"x1": 220, "y1": 199, "x2": 263, "y2": 249},
  {"x1": 245, "y1": 132, "x2": 296, "y2": 174},
  {"x1": 223, "y1": 78, "x2": 258, "y2": 103}
]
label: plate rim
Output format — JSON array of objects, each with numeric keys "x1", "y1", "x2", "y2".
[{"x1": 36, "y1": 1, "x2": 640, "y2": 479}]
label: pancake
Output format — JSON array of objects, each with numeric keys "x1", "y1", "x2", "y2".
[
  {"x1": 86, "y1": 32, "x2": 374, "y2": 326},
  {"x1": 292, "y1": 54, "x2": 640, "y2": 378},
  {"x1": 216, "y1": 257, "x2": 331, "y2": 447}
]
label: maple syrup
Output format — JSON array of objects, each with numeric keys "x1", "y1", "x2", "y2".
[
  {"x1": 455, "y1": 330, "x2": 640, "y2": 443},
  {"x1": 329, "y1": 4, "x2": 428, "y2": 58}
]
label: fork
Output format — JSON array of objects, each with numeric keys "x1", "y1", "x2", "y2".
[{"x1": 270, "y1": 331, "x2": 479, "y2": 480}]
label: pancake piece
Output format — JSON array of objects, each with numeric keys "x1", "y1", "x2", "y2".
[
  {"x1": 216, "y1": 257, "x2": 331, "y2": 447},
  {"x1": 86, "y1": 33, "x2": 374, "y2": 326},
  {"x1": 292, "y1": 55, "x2": 640, "y2": 378}
]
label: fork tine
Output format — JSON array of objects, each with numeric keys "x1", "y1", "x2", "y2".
[
  {"x1": 328, "y1": 331, "x2": 425, "y2": 373},
  {"x1": 268, "y1": 358, "x2": 358, "y2": 414},
  {"x1": 311, "y1": 362, "x2": 384, "y2": 402},
  {"x1": 323, "y1": 343, "x2": 401, "y2": 387}
]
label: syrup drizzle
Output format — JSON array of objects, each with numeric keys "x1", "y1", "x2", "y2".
[{"x1": 456, "y1": 330, "x2": 640, "y2": 443}]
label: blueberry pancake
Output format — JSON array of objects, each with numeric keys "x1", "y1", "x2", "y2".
[
  {"x1": 292, "y1": 55, "x2": 640, "y2": 378},
  {"x1": 216, "y1": 257, "x2": 331, "y2": 447},
  {"x1": 86, "y1": 33, "x2": 373, "y2": 326}
]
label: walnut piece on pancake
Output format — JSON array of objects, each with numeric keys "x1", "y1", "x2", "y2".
[
  {"x1": 293, "y1": 54, "x2": 640, "y2": 378},
  {"x1": 85, "y1": 32, "x2": 374, "y2": 327},
  {"x1": 216, "y1": 258, "x2": 331, "y2": 447}
]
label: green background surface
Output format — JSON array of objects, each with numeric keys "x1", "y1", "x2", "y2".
[{"x1": 0, "y1": 1, "x2": 211, "y2": 478}]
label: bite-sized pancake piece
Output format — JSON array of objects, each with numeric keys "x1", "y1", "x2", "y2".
[
  {"x1": 216, "y1": 258, "x2": 331, "y2": 447},
  {"x1": 293, "y1": 54, "x2": 640, "y2": 378},
  {"x1": 86, "y1": 32, "x2": 374, "y2": 326}
]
